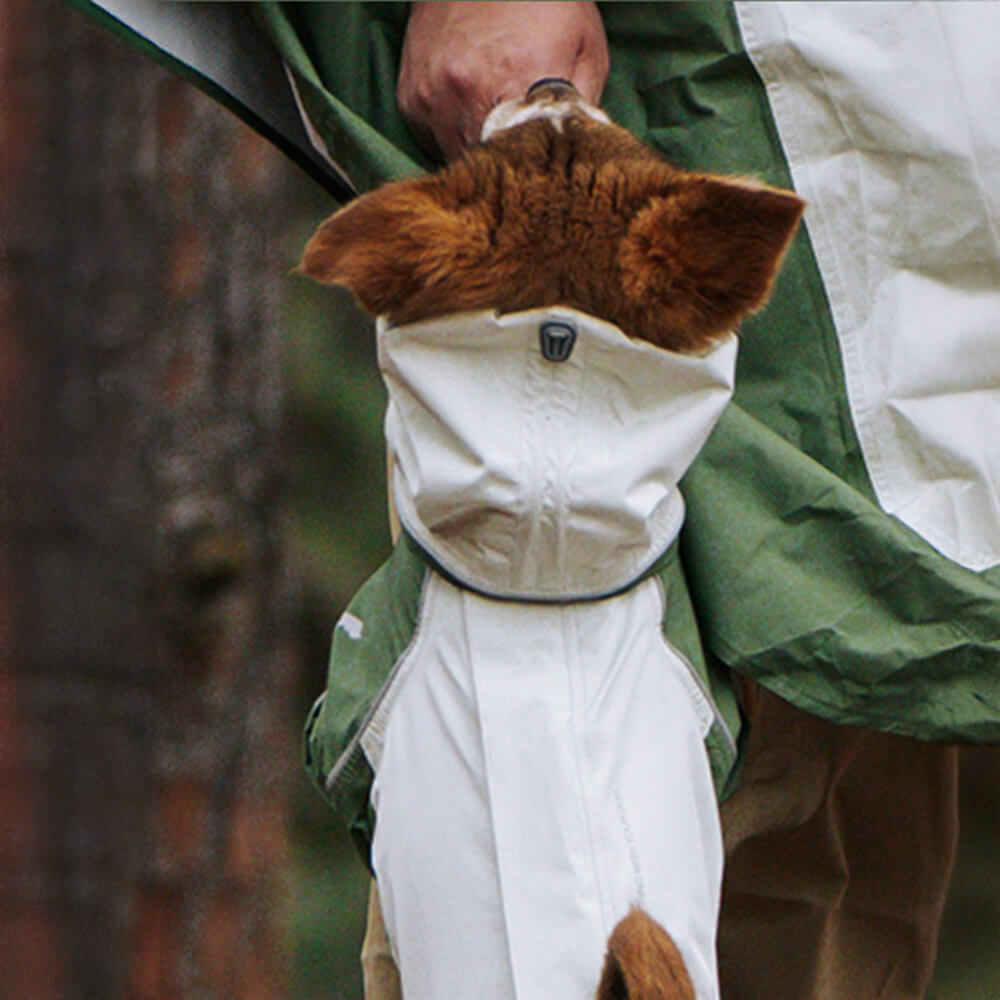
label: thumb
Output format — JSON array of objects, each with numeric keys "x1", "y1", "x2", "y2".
[{"x1": 570, "y1": 39, "x2": 609, "y2": 106}]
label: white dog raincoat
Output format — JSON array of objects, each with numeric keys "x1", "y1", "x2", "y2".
[{"x1": 305, "y1": 308, "x2": 742, "y2": 1000}]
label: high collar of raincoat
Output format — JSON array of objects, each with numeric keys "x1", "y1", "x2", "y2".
[{"x1": 378, "y1": 307, "x2": 737, "y2": 601}]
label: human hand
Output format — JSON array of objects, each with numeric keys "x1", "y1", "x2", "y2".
[{"x1": 396, "y1": 1, "x2": 609, "y2": 160}]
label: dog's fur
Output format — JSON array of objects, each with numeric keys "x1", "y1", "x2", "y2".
[
  {"x1": 597, "y1": 908, "x2": 696, "y2": 1000},
  {"x1": 301, "y1": 94, "x2": 803, "y2": 355},
  {"x1": 301, "y1": 86, "x2": 803, "y2": 1000}
]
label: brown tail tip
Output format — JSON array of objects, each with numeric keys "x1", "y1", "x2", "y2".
[{"x1": 595, "y1": 908, "x2": 696, "y2": 1000}]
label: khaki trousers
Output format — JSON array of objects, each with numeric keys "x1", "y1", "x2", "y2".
[
  {"x1": 717, "y1": 683, "x2": 958, "y2": 1000},
  {"x1": 359, "y1": 683, "x2": 959, "y2": 1000}
]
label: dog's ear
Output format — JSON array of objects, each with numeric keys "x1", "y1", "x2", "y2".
[
  {"x1": 619, "y1": 175, "x2": 805, "y2": 345},
  {"x1": 299, "y1": 170, "x2": 492, "y2": 320}
]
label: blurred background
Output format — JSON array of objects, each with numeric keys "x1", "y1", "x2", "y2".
[{"x1": 1, "y1": 3, "x2": 996, "y2": 998}]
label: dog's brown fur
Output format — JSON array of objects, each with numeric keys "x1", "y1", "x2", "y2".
[
  {"x1": 301, "y1": 97, "x2": 804, "y2": 998},
  {"x1": 597, "y1": 909, "x2": 696, "y2": 1000},
  {"x1": 301, "y1": 111, "x2": 803, "y2": 354}
]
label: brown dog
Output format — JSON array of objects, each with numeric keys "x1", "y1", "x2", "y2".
[
  {"x1": 302, "y1": 81, "x2": 802, "y2": 356},
  {"x1": 301, "y1": 81, "x2": 803, "y2": 1000}
]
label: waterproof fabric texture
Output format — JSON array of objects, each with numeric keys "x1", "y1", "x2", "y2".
[
  {"x1": 738, "y1": 2, "x2": 1000, "y2": 574},
  {"x1": 305, "y1": 533, "x2": 740, "y2": 859},
  {"x1": 304, "y1": 309, "x2": 742, "y2": 999},
  {"x1": 366, "y1": 570, "x2": 725, "y2": 1000},
  {"x1": 380, "y1": 309, "x2": 737, "y2": 602},
  {"x1": 305, "y1": 307, "x2": 743, "y2": 835}
]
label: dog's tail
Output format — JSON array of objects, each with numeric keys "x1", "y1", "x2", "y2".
[{"x1": 595, "y1": 907, "x2": 696, "y2": 1000}]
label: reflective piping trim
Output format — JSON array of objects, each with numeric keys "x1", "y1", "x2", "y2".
[
  {"x1": 402, "y1": 517, "x2": 684, "y2": 607},
  {"x1": 652, "y1": 576, "x2": 737, "y2": 762},
  {"x1": 323, "y1": 568, "x2": 433, "y2": 796}
]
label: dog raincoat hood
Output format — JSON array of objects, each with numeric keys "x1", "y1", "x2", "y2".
[{"x1": 379, "y1": 307, "x2": 737, "y2": 601}]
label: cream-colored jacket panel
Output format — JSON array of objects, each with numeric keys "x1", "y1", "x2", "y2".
[
  {"x1": 738, "y1": 2, "x2": 1000, "y2": 570},
  {"x1": 364, "y1": 572, "x2": 723, "y2": 1000},
  {"x1": 379, "y1": 308, "x2": 737, "y2": 600}
]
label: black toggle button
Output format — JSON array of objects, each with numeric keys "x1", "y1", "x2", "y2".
[{"x1": 539, "y1": 321, "x2": 577, "y2": 362}]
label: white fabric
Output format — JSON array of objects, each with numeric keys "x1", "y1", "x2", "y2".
[
  {"x1": 737, "y1": 1, "x2": 1000, "y2": 571},
  {"x1": 365, "y1": 308, "x2": 730, "y2": 998},
  {"x1": 365, "y1": 573, "x2": 723, "y2": 1000},
  {"x1": 379, "y1": 308, "x2": 737, "y2": 600}
]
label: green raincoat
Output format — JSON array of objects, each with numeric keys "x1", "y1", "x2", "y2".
[{"x1": 67, "y1": 1, "x2": 1000, "y2": 748}]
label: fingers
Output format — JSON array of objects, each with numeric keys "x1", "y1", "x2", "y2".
[
  {"x1": 396, "y1": 2, "x2": 609, "y2": 160},
  {"x1": 568, "y1": 5, "x2": 611, "y2": 106}
]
